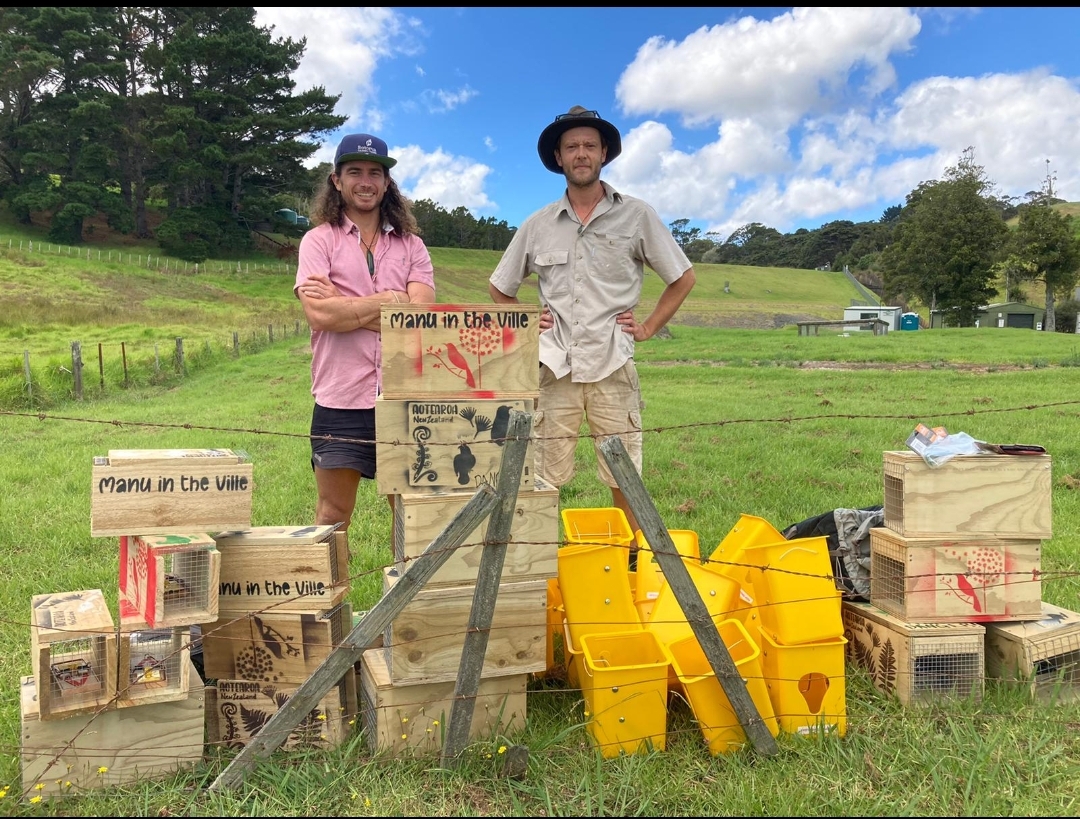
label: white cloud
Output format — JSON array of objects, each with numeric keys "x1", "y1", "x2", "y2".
[
  {"x1": 615, "y1": 7, "x2": 921, "y2": 128},
  {"x1": 420, "y1": 85, "x2": 479, "y2": 114},
  {"x1": 484, "y1": 136, "x2": 496, "y2": 152},
  {"x1": 390, "y1": 145, "x2": 495, "y2": 214},
  {"x1": 253, "y1": 7, "x2": 416, "y2": 132}
]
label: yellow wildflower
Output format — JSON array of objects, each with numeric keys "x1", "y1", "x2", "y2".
[
  {"x1": 34, "y1": 783, "x2": 45, "y2": 791},
  {"x1": 317, "y1": 714, "x2": 327, "y2": 721},
  {"x1": 97, "y1": 766, "x2": 109, "y2": 775},
  {"x1": 364, "y1": 798, "x2": 371, "y2": 807},
  {"x1": 432, "y1": 720, "x2": 439, "y2": 726},
  {"x1": 498, "y1": 745, "x2": 507, "y2": 754},
  {"x1": 30, "y1": 796, "x2": 43, "y2": 804}
]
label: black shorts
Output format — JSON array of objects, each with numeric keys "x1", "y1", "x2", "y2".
[{"x1": 310, "y1": 404, "x2": 377, "y2": 479}]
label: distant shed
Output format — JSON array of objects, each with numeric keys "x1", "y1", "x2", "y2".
[
  {"x1": 929, "y1": 302, "x2": 1045, "y2": 329},
  {"x1": 843, "y1": 305, "x2": 902, "y2": 332}
]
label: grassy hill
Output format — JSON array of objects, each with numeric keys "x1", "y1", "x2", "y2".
[{"x1": 0, "y1": 210, "x2": 871, "y2": 364}]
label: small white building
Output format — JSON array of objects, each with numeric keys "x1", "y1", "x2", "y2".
[{"x1": 843, "y1": 305, "x2": 902, "y2": 332}]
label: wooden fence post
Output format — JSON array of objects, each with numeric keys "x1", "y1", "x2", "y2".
[
  {"x1": 98, "y1": 342, "x2": 104, "y2": 389},
  {"x1": 23, "y1": 350, "x2": 31, "y2": 400},
  {"x1": 154, "y1": 344, "x2": 160, "y2": 373},
  {"x1": 598, "y1": 435, "x2": 780, "y2": 758},
  {"x1": 71, "y1": 341, "x2": 83, "y2": 401},
  {"x1": 233, "y1": 332, "x2": 239, "y2": 357},
  {"x1": 441, "y1": 410, "x2": 532, "y2": 766},
  {"x1": 174, "y1": 337, "x2": 184, "y2": 373},
  {"x1": 122, "y1": 342, "x2": 129, "y2": 386},
  {"x1": 268, "y1": 323, "x2": 273, "y2": 343}
]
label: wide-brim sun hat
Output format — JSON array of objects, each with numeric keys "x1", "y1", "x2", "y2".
[
  {"x1": 537, "y1": 105, "x2": 622, "y2": 174},
  {"x1": 334, "y1": 133, "x2": 397, "y2": 170}
]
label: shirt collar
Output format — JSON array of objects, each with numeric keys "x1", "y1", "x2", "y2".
[
  {"x1": 343, "y1": 216, "x2": 392, "y2": 236},
  {"x1": 557, "y1": 180, "x2": 619, "y2": 218}
]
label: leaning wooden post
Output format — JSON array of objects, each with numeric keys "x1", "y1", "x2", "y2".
[
  {"x1": 597, "y1": 435, "x2": 780, "y2": 757},
  {"x1": 206, "y1": 482, "x2": 501, "y2": 793},
  {"x1": 441, "y1": 410, "x2": 532, "y2": 766},
  {"x1": 174, "y1": 337, "x2": 184, "y2": 373}
]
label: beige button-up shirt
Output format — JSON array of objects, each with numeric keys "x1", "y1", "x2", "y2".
[{"x1": 490, "y1": 182, "x2": 691, "y2": 383}]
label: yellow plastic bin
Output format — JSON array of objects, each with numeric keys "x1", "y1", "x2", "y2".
[
  {"x1": 561, "y1": 507, "x2": 634, "y2": 548},
  {"x1": 579, "y1": 629, "x2": 670, "y2": 758},
  {"x1": 645, "y1": 559, "x2": 742, "y2": 649},
  {"x1": 710, "y1": 514, "x2": 786, "y2": 582},
  {"x1": 558, "y1": 542, "x2": 640, "y2": 649},
  {"x1": 758, "y1": 627, "x2": 847, "y2": 738},
  {"x1": 633, "y1": 536, "x2": 702, "y2": 625},
  {"x1": 742, "y1": 535, "x2": 843, "y2": 646},
  {"x1": 668, "y1": 619, "x2": 779, "y2": 754},
  {"x1": 634, "y1": 529, "x2": 701, "y2": 614}
]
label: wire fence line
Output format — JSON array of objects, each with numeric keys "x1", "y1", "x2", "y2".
[
  {"x1": 6, "y1": 320, "x2": 307, "y2": 407},
  {"x1": 3, "y1": 236, "x2": 294, "y2": 276}
]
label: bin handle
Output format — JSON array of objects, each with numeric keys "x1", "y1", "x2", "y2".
[{"x1": 775, "y1": 546, "x2": 817, "y2": 562}]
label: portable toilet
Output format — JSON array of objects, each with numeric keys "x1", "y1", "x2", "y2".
[{"x1": 900, "y1": 312, "x2": 920, "y2": 331}]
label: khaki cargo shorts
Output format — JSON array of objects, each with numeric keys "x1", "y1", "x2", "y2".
[{"x1": 534, "y1": 360, "x2": 643, "y2": 489}]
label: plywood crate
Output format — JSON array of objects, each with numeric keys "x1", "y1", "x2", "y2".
[
  {"x1": 212, "y1": 525, "x2": 349, "y2": 613},
  {"x1": 91, "y1": 448, "x2": 253, "y2": 537},
  {"x1": 116, "y1": 601, "x2": 192, "y2": 707},
  {"x1": 383, "y1": 568, "x2": 547, "y2": 685},
  {"x1": 19, "y1": 662, "x2": 204, "y2": 801},
  {"x1": 120, "y1": 533, "x2": 220, "y2": 628},
  {"x1": 882, "y1": 451, "x2": 1051, "y2": 538},
  {"x1": 842, "y1": 601, "x2": 984, "y2": 705},
  {"x1": 30, "y1": 589, "x2": 117, "y2": 721},
  {"x1": 204, "y1": 673, "x2": 356, "y2": 752},
  {"x1": 375, "y1": 396, "x2": 535, "y2": 496},
  {"x1": 201, "y1": 601, "x2": 352, "y2": 685},
  {"x1": 379, "y1": 303, "x2": 540, "y2": 400},
  {"x1": 393, "y1": 476, "x2": 558, "y2": 587},
  {"x1": 359, "y1": 647, "x2": 526, "y2": 755},
  {"x1": 869, "y1": 527, "x2": 1042, "y2": 623},
  {"x1": 984, "y1": 602, "x2": 1080, "y2": 701}
]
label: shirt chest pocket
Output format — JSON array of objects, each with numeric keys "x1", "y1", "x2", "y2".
[
  {"x1": 591, "y1": 232, "x2": 637, "y2": 281},
  {"x1": 531, "y1": 249, "x2": 570, "y2": 295}
]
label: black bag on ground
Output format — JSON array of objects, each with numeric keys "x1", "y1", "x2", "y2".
[{"x1": 780, "y1": 505, "x2": 883, "y2": 601}]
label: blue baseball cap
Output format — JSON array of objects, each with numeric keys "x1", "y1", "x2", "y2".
[{"x1": 334, "y1": 133, "x2": 397, "y2": 170}]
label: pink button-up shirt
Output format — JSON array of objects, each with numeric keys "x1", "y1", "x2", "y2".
[{"x1": 295, "y1": 218, "x2": 435, "y2": 408}]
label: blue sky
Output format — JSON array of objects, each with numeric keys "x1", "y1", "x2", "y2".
[{"x1": 253, "y1": 7, "x2": 1080, "y2": 241}]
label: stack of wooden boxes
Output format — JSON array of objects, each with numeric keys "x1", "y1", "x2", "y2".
[
  {"x1": 360, "y1": 303, "x2": 556, "y2": 755},
  {"x1": 202, "y1": 524, "x2": 357, "y2": 750},
  {"x1": 844, "y1": 450, "x2": 1053, "y2": 706},
  {"x1": 20, "y1": 448, "x2": 250, "y2": 799}
]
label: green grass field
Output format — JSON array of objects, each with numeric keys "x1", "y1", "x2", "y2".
[{"x1": 2, "y1": 219, "x2": 1080, "y2": 816}]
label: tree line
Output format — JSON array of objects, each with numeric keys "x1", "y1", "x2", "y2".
[{"x1": 668, "y1": 149, "x2": 1080, "y2": 331}]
